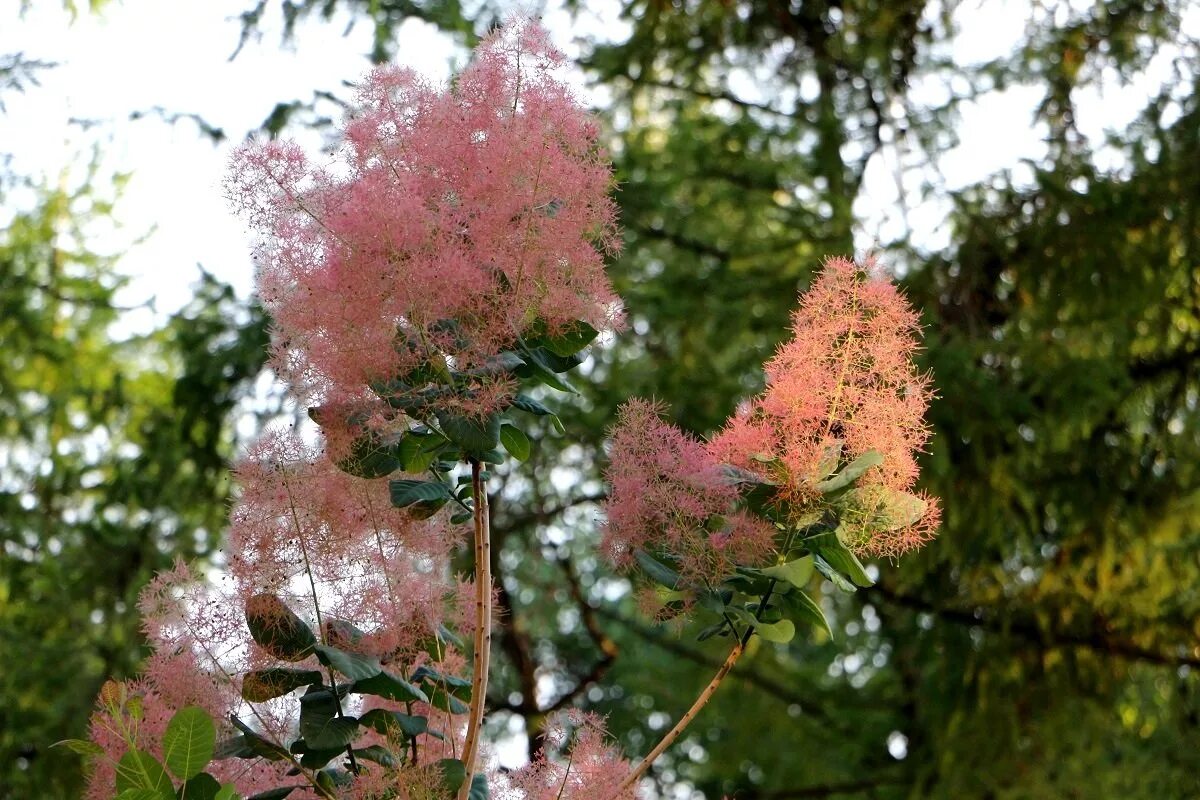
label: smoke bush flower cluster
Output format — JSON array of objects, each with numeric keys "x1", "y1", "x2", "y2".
[
  {"x1": 604, "y1": 256, "x2": 939, "y2": 590},
  {"x1": 227, "y1": 20, "x2": 621, "y2": 423},
  {"x1": 601, "y1": 398, "x2": 775, "y2": 586}
]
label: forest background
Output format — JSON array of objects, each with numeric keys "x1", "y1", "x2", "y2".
[{"x1": 2, "y1": 1, "x2": 1198, "y2": 798}]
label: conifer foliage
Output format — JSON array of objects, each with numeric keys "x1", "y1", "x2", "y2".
[{"x1": 73, "y1": 20, "x2": 939, "y2": 800}]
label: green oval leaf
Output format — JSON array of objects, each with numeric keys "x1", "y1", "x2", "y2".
[
  {"x1": 499, "y1": 422, "x2": 531, "y2": 461},
  {"x1": 350, "y1": 670, "x2": 429, "y2": 704},
  {"x1": 510, "y1": 393, "x2": 553, "y2": 416},
  {"x1": 179, "y1": 772, "x2": 222, "y2": 800},
  {"x1": 354, "y1": 744, "x2": 399, "y2": 768},
  {"x1": 241, "y1": 668, "x2": 324, "y2": 703},
  {"x1": 812, "y1": 554, "x2": 857, "y2": 593},
  {"x1": 298, "y1": 688, "x2": 361, "y2": 750},
  {"x1": 389, "y1": 479, "x2": 453, "y2": 509},
  {"x1": 244, "y1": 595, "x2": 317, "y2": 662},
  {"x1": 436, "y1": 411, "x2": 502, "y2": 455},
  {"x1": 115, "y1": 749, "x2": 173, "y2": 799},
  {"x1": 782, "y1": 589, "x2": 834, "y2": 640},
  {"x1": 115, "y1": 790, "x2": 165, "y2": 800},
  {"x1": 438, "y1": 758, "x2": 467, "y2": 794},
  {"x1": 360, "y1": 708, "x2": 429, "y2": 739},
  {"x1": 336, "y1": 434, "x2": 403, "y2": 479},
  {"x1": 468, "y1": 771, "x2": 490, "y2": 800},
  {"x1": 247, "y1": 789, "x2": 300, "y2": 800},
  {"x1": 222, "y1": 717, "x2": 292, "y2": 762},
  {"x1": 805, "y1": 532, "x2": 874, "y2": 587},
  {"x1": 530, "y1": 319, "x2": 599, "y2": 356},
  {"x1": 756, "y1": 618, "x2": 796, "y2": 643},
  {"x1": 514, "y1": 348, "x2": 578, "y2": 393},
  {"x1": 634, "y1": 549, "x2": 682, "y2": 590},
  {"x1": 398, "y1": 430, "x2": 448, "y2": 473},
  {"x1": 163, "y1": 706, "x2": 215, "y2": 780},
  {"x1": 314, "y1": 643, "x2": 382, "y2": 681},
  {"x1": 758, "y1": 556, "x2": 815, "y2": 590}
]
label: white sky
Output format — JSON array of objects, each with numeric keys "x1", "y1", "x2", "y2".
[{"x1": 1, "y1": 0, "x2": 464, "y2": 332}]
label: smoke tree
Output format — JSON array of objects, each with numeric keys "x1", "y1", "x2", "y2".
[{"x1": 68, "y1": 19, "x2": 939, "y2": 800}]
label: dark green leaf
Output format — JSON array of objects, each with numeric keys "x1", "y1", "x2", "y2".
[
  {"x1": 298, "y1": 687, "x2": 360, "y2": 750},
  {"x1": 530, "y1": 346, "x2": 585, "y2": 373},
  {"x1": 247, "y1": 789, "x2": 300, "y2": 800},
  {"x1": 476, "y1": 447, "x2": 506, "y2": 463},
  {"x1": 510, "y1": 393, "x2": 553, "y2": 415},
  {"x1": 812, "y1": 554, "x2": 856, "y2": 593},
  {"x1": 241, "y1": 668, "x2": 324, "y2": 703},
  {"x1": 223, "y1": 718, "x2": 291, "y2": 762},
  {"x1": 438, "y1": 758, "x2": 467, "y2": 794},
  {"x1": 335, "y1": 433, "x2": 403, "y2": 479},
  {"x1": 468, "y1": 771, "x2": 489, "y2": 800},
  {"x1": 450, "y1": 510, "x2": 473, "y2": 525},
  {"x1": 782, "y1": 589, "x2": 834, "y2": 640},
  {"x1": 178, "y1": 773, "x2": 222, "y2": 800},
  {"x1": 351, "y1": 670, "x2": 429, "y2": 703},
  {"x1": 244, "y1": 595, "x2": 317, "y2": 662},
  {"x1": 515, "y1": 348, "x2": 578, "y2": 393},
  {"x1": 354, "y1": 745, "x2": 399, "y2": 768},
  {"x1": 463, "y1": 351, "x2": 525, "y2": 376},
  {"x1": 389, "y1": 479, "x2": 453, "y2": 509},
  {"x1": 212, "y1": 736, "x2": 254, "y2": 760},
  {"x1": 535, "y1": 319, "x2": 600, "y2": 356},
  {"x1": 697, "y1": 587, "x2": 733, "y2": 617},
  {"x1": 697, "y1": 620, "x2": 732, "y2": 641},
  {"x1": 360, "y1": 708, "x2": 429, "y2": 738},
  {"x1": 436, "y1": 411, "x2": 502, "y2": 455},
  {"x1": 314, "y1": 643, "x2": 382, "y2": 681},
  {"x1": 412, "y1": 665, "x2": 472, "y2": 695},
  {"x1": 408, "y1": 497, "x2": 450, "y2": 519},
  {"x1": 634, "y1": 549, "x2": 682, "y2": 590},
  {"x1": 499, "y1": 422, "x2": 531, "y2": 461},
  {"x1": 295, "y1": 742, "x2": 344, "y2": 769},
  {"x1": 805, "y1": 533, "x2": 874, "y2": 587},
  {"x1": 115, "y1": 750, "x2": 173, "y2": 798},
  {"x1": 163, "y1": 706, "x2": 215, "y2": 780}
]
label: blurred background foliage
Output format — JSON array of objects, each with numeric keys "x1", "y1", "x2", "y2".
[{"x1": 2, "y1": 1, "x2": 1198, "y2": 798}]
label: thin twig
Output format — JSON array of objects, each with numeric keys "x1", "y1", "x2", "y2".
[{"x1": 611, "y1": 642, "x2": 746, "y2": 797}]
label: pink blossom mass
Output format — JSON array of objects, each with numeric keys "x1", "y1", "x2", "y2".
[{"x1": 228, "y1": 20, "x2": 622, "y2": 417}]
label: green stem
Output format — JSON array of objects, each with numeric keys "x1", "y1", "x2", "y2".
[{"x1": 458, "y1": 458, "x2": 492, "y2": 800}]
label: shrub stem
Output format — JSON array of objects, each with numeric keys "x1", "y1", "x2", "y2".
[{"x1": 459, "y1": 459, "x2": 492, "y2": 800}]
